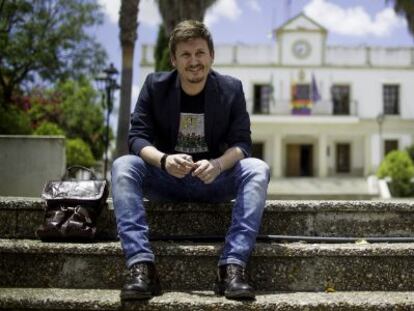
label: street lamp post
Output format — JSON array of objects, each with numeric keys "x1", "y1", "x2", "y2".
[{"x1": 95, "y1": 63, "x2": 120, "y2": 177}]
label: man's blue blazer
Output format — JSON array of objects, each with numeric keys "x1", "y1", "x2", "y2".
[{"x1": 129, "y1": 69, "x2": 252, "y2": 159}]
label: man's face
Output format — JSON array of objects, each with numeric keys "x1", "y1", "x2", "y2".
[{"x1": 171, "y1": 38, "x2": 214, "y2": 86}]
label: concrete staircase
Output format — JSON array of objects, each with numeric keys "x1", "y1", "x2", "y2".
[
  {"x1": 268, "y1": 177, "x2": 379, "y2": 200},
  {"x1": 1, "y1": 197, "x2": 414, "y2": 310}
]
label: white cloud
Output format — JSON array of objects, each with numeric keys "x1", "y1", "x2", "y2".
[
  {"x1": 247, "y1": 0, "x2": 261, "y2": 12},
  {"x1": 205, "y1": 0, "x2": 242, "y2": 27},
  {"x1": 304, "y1": 0, "x2": 405, "y2": 37},
  {"x1": 97, "y1": 0, "x2": 120, "y2": 24},
  {"x1": 139, "y1": 0, "x2": 162, "y2": 27},
  {"x1": 97, "y1": 0, "x2": 161, "y2": 27}
]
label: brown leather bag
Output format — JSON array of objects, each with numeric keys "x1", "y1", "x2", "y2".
[{"x1": 36, "y1": 166, "x2": 109, "y2": 241}]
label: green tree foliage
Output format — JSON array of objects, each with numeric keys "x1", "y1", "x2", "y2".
[
  {"x1": 24, "y1": 88, "x2": 62, "y2": 128},
  {"x1": 377, "y1": 150, "x2": 414, "y2": 197},
  {"x1": 154, "y1": 24, "x2": 172, "y2": 72},
  {"x1": 3, "y1": 78, "x2": 108, "y2": 163},
  {"x1": 0, "y1": 105, "x2": 32, "y2": 134},
  {"x1": 66, "y1": 138, "x2": 96, "y2": 168},
  {"x1": 387, "y1": 0, "x2": 414, "y2": 36},
  {"x1": 0, "y1": 0, "x2": 107, "y2": 105},
  {"x1": 56, "y1": 78, "x2": 108, "y2": 160},
  {"x1": 406, "y1": 144, "x2": 414, "y2": 162},
  {"x1": 33, "y1": 122, "x2": 65, "y2": 136}
]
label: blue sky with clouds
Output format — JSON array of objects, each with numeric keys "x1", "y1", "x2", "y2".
[{"x1": 92, "y1": 0, "x2": 414, "y2": 127}]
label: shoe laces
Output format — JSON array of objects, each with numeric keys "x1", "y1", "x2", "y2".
[
  {"x1": 226, "y1": 264, "x2": 247, "y2": 281},
  {"x1": 127, "y1": 263, "x2": 149, "y2": 278}
]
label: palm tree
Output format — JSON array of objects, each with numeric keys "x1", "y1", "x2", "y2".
[
  {"x1": 154, "y1": 0, "x2": 217, "y2": 71},
  {"x1": 116, "y1": 0, "x2": 217, "y2": 157},
  {"x1": 116, "y1": 0, "x2": 139, "y2": 157},
  {"x1": 387, "y1": 0, "x2": 414, "y2": 36},
  {"x1": 156, "y1": 0, "x2": 217, "y2": 34}
]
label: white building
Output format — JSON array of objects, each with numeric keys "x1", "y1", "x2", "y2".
[{"x1": 139, "y1": 14, "x2": 414, "y2": 186}]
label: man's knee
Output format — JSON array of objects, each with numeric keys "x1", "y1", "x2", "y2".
[
  {"x1": 240, "y1": 158, "x2": 270, "y2": 182},
  {"x1": 112, "y1": 155, "x2": 147, "y2": 181}
]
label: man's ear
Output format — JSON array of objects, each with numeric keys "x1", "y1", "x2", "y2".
[{"x1": 170, "y1": 55, "x2": 176, "y2": 67}]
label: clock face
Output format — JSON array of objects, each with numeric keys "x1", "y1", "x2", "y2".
[{"x1": 292, "y1": 40, "x2": 311, "y2": 58}]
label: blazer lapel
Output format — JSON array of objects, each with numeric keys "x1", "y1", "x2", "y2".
[
  {"x1": 170, "y1": 73, "x2": 181, "y2": 148},
  {"x1": 204, "y1": 72, "x2": 218, "y2": 149}
]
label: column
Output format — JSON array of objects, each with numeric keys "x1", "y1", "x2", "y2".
[
  {"x1": 363, "y1": 134, "x2": 372, "y2": 176},
  {"x1": 318, "y1": 134, "x2": 328, "y2": 177},
  {"x1": 272, "y1": 134, "x2": 282, "y2": 178},
  {"x1": 371, "y1": 134, "x2": 381, "y2": 173}
]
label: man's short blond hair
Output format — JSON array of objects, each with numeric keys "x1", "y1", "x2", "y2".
[{"x1": 169, "y1": 20, "x2": 214, "y2": 57}]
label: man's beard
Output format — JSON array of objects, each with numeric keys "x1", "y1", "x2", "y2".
[
  {"x1": 188, "y1": 76, "x2": 204, "y2": 84},
  {"x1": 186, "y1": 65, "x2": 205, "y2": 83}
]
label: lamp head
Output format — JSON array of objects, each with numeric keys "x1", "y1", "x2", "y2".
[{"x1": 103, "y1": 63, "x2": 119, "y2": 78}]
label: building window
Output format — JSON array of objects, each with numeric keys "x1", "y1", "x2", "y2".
[
  {"x1": 384, "y1": 139, "x2": 399, "y2": 156},
  {"x1": 331, "y1": 85, "x2": 350, "y2": 115},
  {"x1": 253, "y1": 84, "x2": 272, "y2": 114},
  {"x1": 336, "y1": 143, "x2": 351, "y2": 173},
  {"x1": 383, "y1": 85, "x2": 399, "y2": 115}
]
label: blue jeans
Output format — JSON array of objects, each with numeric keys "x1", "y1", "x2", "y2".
[{"x1": 111, "y1": 155, "x2": 270, "y2": 269}]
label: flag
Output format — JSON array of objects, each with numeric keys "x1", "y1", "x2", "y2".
[
  {"x1": 291, "y1": 82, "x2": 311, "y2": 115},
  {"x1": 311, "y1": 73, "x2": 321, "y2": 103}
]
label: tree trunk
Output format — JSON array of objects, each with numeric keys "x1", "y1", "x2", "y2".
[
  {"x1": 157, "y1": 0, "x2": 217, "y2": 35},
  {"x1": 1, "y1": 84, "x2": 13, "y2": 107},
  {"x1": 116, "y1": 0, "x2": 139, "y2": 158},
  {"x1": 116, "y1": 44, "x2": 135, "y2": 157},
  {"x1": 154, "y1": 0, "x2": 217, "y2": 71}
]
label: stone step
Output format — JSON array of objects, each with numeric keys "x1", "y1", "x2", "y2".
[
  {"x1": 2, "y1": 197, "x2": 414, "y2": 239},
  {"x1": 267, "y1": 178, "x2": 378, "y2": 200},
  {"x1": 268, "y1": 194, "x2": 376, "y2": 200},
  {"x1": 1, "y1": 239, "x2": 414, "y2": 292},
  {"x1": 1, "y1": 288, "x2": 414, "y2": 310}
]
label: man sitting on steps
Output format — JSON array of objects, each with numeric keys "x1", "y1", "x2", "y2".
[{"x1": 111, "y1": 19, "x2": 270, "y2": 301}]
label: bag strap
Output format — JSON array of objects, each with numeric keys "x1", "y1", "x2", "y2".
[{"x1": 62, "y1": 166, "x2": 97, "y2": 181}]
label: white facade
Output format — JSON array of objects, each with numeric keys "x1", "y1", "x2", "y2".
[{"x1": 139, "y1": 13, "x2": 414, "y2": 178}]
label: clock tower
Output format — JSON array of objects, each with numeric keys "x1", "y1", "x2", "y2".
[{"x1": 274, "y1": 13, "x2": 327, "y2": 66}]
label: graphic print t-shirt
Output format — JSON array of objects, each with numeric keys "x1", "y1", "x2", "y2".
[{"x1": 175, "y1": 88, "x2": 209, "y2": 161}]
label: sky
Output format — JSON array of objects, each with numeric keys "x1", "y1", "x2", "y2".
[{"x1": 91, "y1": 0, "x2": 414, "y2": 129}]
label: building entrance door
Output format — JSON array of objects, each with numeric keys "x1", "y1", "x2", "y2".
[{"x1": 286, "y1": 144, "x2": 313, "y2": 177}]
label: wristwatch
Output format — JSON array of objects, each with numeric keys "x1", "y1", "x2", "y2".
[{"x1": 160, "y1": 154, "x2": 168, "y2": 171}]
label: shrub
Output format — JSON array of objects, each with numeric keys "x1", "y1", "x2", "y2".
[
  {"x1": 66, "y1": 138, "x2": 96, "y2": 168},
  {"x1": 406, "y1": 144, "x2": 414, "y2": 163},
  {"x1": 33, "y1": 122, "x2": 65, "y2": 136},
  {"x1": 0, "y1": 106, "x2": 32, "y2": 134},
  {"x1": 377, "y1": 150, "x2": 414, "y2": 197}
]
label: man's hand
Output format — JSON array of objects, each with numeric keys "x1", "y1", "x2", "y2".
[
  {"x1": 165, "y1": 154, "x2": 194, "y2": 178},
  {"x1": 192, "y1": 159, "x2": 221, "y2": 184}
]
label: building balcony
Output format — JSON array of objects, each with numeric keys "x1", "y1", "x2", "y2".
[{"x1": 250, "y1": 99, "x2": 359, "y2": 117}]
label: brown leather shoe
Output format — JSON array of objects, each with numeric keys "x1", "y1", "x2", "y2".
[
  {"x1": 214, "y1": 264, "x2": 255, "y2": 300},
  {"x1": 120, "y1": 262, "x2": 161, "y2": 300}
]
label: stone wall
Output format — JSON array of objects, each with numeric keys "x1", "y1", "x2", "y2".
[{"x1": 0, "y1": 135, "x2": 66, "y2": 197}]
